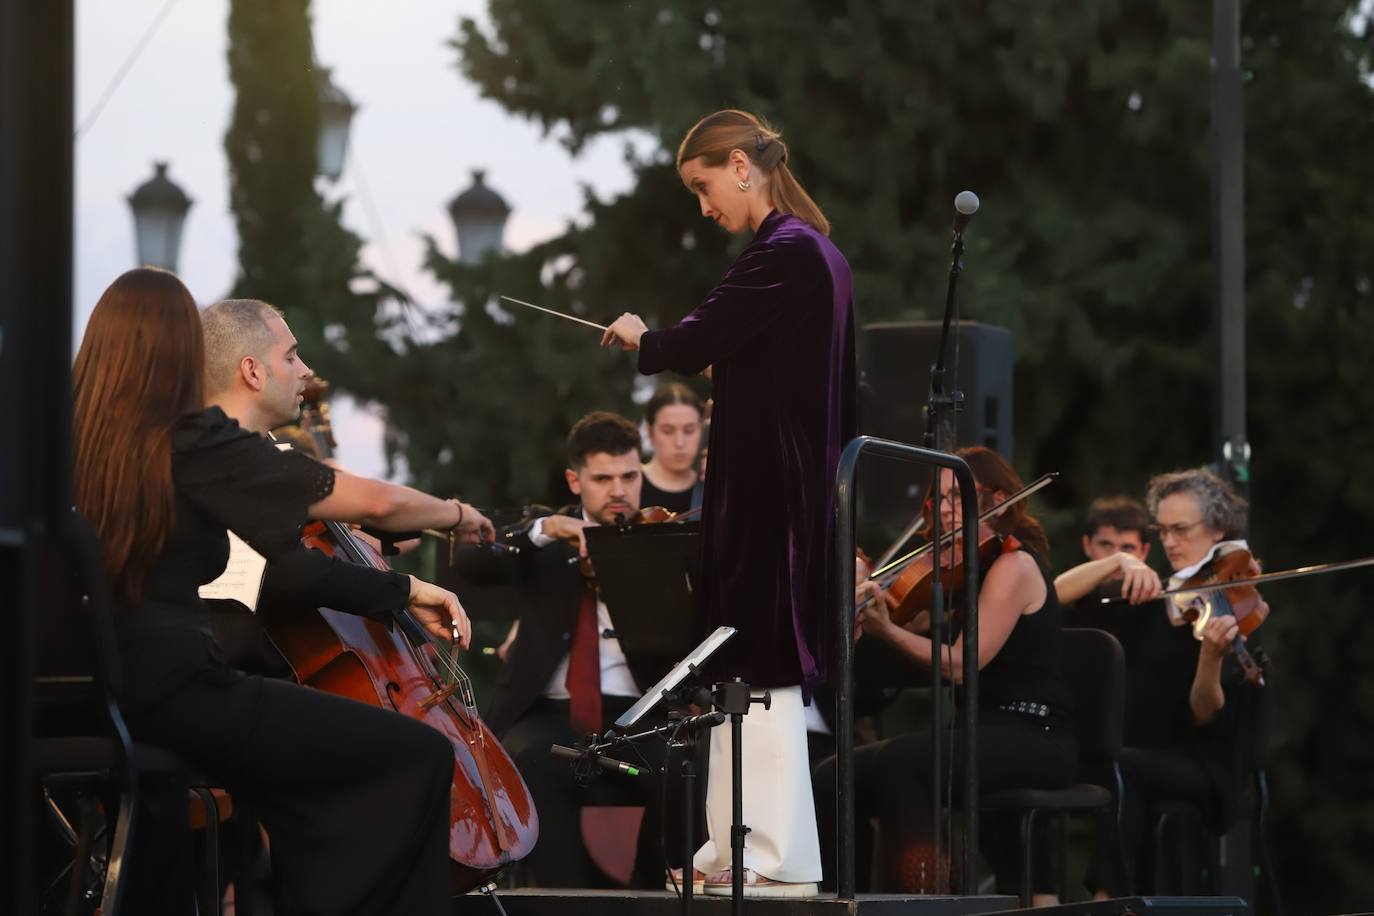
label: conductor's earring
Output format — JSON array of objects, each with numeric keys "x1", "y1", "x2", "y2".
[{"x1": 737, "y1": 179, "x2": 752, "y2": 192}]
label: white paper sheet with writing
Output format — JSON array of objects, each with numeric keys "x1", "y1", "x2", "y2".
[
  {"x1": 198, "y1": 530, "x2": 269, "y2": 611},
  {"x1": 197, "y1": 440, "x2": 296, "y2": 611}
]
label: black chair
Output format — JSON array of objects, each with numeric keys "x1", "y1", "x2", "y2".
[
  {"x1": 979, "y1": 627, "x2": 1127, "y2": 906},
  {"x1": 1151, "y1": 653, "x2": 1283, "y2": 912},
  {"x1": 32, "y1": 511, "x2": 237, "y2": 916}
]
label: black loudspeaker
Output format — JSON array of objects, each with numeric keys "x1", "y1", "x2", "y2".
[
  {"x1": 859, "y1": 321, "x2": 1013, "y2": 529},
  {"x1": 1019, "y1": 897, "x2": 1249, "y2": 916}
]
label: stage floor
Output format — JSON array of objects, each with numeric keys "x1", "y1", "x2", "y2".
[{"x1": 468, "y1": 889, "x2": 1020, "y2": 916}]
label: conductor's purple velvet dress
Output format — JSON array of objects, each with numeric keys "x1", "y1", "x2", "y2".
[{"x1": 638, "y1": 209, "x2": 856, "y2": 693}]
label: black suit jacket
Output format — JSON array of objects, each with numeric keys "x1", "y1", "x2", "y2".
[{"x1": 453, "y1": 513, "x2": 603, "y2": 736}]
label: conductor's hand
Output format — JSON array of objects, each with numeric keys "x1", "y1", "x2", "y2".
[
  {"x1": 1118, "y1": 553, "x2": 1163, "y2": 605},
  {"x1": 407, "y1": 575, "x2": 472, "y2": 648},
  {"x1": 601, "y1": 313, "x2": 649, "y2": 351},
  {"x1": 541, "y1": 514, "x2": 592, "y2": 557}
]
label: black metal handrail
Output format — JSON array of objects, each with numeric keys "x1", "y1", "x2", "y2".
[{"x1": 832, "y1": 436, "x2": 981, "y2": 898}]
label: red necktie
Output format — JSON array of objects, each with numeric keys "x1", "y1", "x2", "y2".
[{"x1": 566, "y1": 584, "x2": 603, "y2": 735}]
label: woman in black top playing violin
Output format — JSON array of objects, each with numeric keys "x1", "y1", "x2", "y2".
[
  {"x1": 814, "y1": 446, "x2": 1075, "y2": 902},
  {"x1": 73, "y1": 268, "x2": 473, "y2": 914},
  {"x1": 1070, "y1": 468, "x2": 1263, "y2": 897}
]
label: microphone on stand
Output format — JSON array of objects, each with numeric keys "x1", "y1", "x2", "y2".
[
  {"x1": 551, "y1": 743, "x2": 642, "y2": 777},
  {"x1": 953, "y1": 190, "x2": 980, "y2": 238}
]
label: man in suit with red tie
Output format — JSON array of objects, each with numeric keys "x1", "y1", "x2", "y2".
[{"x1": 456, "y1": 411, "x2": 673, "y2": 888}]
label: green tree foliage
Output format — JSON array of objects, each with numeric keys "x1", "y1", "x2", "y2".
[
  {"x1": 225, "y1": 0, "x2": 1374, "y2": 905},
  {"x1": 433, "y1": 0, "x2": 1374, "y2": 906},
  {"x1": 225, "y1": 0, "x2": 418, "y2": 477}
]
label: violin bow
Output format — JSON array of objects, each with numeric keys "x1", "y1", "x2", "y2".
[
  {"x1": 874, "y1": 510, "x2": 928, "y2": 572},
  {"x1": 869, "y1": 472, "x2": 1060, "y2": 581},
  {"x1": 1099, "y1": 553, "x2": 1374, "y2": 603}
]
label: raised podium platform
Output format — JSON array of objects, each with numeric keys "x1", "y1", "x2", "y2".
[
  {"x1": 462, "y1": 891, "x2": 1250, "y2": 916},
  {"x1": 466, "y1": 889, "x2": 1017, "y2": 916}
]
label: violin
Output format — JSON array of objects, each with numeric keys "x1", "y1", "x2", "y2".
[
  {"x1": 259, "y1": 382, "x2": 538, "y2": 891},
  {"x1": 883, "y1": 525, "x2": 1020, "y2": 628},
  {"x1": 1170, "y1": 547, "x2": 1270, "y2": 687},
  {"x1": 861, "y1": 473, "x2": 1058, "y2": 627},
  {"x1": 1096, "y1": 545, "x2": 1374, "y2": 687}
]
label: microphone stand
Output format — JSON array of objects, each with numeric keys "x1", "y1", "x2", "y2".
[
  {"x1": 921, "y1": 222, "x2": 967, "y2": 893},
  {"x1": 551, "y1": 703, "x2": 726, "y2": 916}
]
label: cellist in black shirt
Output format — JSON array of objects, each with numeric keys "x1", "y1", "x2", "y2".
[
  {"x1": 73, "y1": 268, "x2": 475, "y2": 915},
  {"x1": 197, "y1": 297, "x2": 494, "y2": 674}
]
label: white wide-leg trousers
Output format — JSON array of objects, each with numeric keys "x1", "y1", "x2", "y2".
[{"x1": 692, "y1": 686, "x2": 822, "y2": 882}]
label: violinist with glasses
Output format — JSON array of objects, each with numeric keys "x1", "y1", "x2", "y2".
[
  {"x1": 813, "y1": 446, "x2": 1075, "y2": 904},
  {"x1": 1073, "y1": 468, "x2": 1266, "y2": 897}
]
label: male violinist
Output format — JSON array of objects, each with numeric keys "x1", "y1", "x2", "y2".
[
  {"x1": 1061, "y1": 469, "x2": 1265, "y2": 896},
  {"x1": 451, "y1": 410, "x2": 674, "y2": 889},
  {"x1": 1056, "y1": 495, "x2": 1161, "y2": 627},
  {"x1": 198, "y1": 297, "x2": 492, "y2": 671}
]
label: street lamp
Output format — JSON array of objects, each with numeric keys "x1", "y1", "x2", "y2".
[
  {"x1": 127, "y1": 161, "x2": 192, "y2": 272},
  {"x1": 316, "y1": 67, "x2": 357, "y2": 182},
  {"x1": 447, "y1": 169, "x2": 510, "y2": 265}
]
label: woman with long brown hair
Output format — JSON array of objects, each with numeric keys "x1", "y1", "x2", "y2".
[
  {"x1": 73, "y1": 267, "x2": 473, "y2": 914},
  {"x1": 814, "y1": 446, "x2": 1075, "y2": 902},
  {"x1": 600, "y1": 109, "x2": 853, "y2": 896}
]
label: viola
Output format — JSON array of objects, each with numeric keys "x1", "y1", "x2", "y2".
[
  {"x1": 860, "y1": 473, "x2": 1057, "y2": 627},
  {"x1": 1171, "y1": 548, "x2": 1270, "y2": 687},
  {"x1": 883, "y1": 525, "x2": 1019, "y2": 628},
  {"x1": 260, "y1": 382, "x2": 538, "y2": 891}
]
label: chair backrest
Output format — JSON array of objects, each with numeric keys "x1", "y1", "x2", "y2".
[
  {"x1": 1061, "y1": 627, "x2": 1125, "y2": 761},
  {"x1": 34, "y1": 510, "x2": 127, "y2": 741}
]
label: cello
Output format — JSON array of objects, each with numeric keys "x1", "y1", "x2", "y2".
[{"x1": 258, "y1": 380, "x2": 537, "y2": 892}]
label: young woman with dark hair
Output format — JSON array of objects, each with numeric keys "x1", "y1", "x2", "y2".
[
  {"x1": 600, "y1": 109, "x2": 854, "y2": 897},
  {"x1": 73, "y1": 267, "x2": 473, "y2": 914},
  {"x1": 814, "y1": 446, "x2": 1075, "y2": 902},
  {"x1": 639, "y1": 382, "x2": 704, "y2": 514}
]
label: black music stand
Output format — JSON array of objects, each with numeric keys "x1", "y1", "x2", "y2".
[{"x1": 583, "y1": 521, "x2": 701, "y2": 688}]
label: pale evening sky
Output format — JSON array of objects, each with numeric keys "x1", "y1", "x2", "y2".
[{"x1": 76, "y1": 0, "x2": 650, "y2": 478}]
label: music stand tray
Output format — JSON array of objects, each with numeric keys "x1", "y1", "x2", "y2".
[{"x1": 613, "y1": 626, "x2": 736, "y2": 731}]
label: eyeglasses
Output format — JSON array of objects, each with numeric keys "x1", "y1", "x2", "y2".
[{"x1": 1150, "y1": 519, "x2": 1207, "y2": 539}]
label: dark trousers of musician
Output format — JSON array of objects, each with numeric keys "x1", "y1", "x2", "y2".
[
  {"x1": 501, "y1": 696, "x2": 685, "y2": 888},
  {"x1": 814, "y1": 710, "x2": 1076, "y2": 895},
  {"x1": 1084, "y1": 746, "x2": 1215, "y2": 895},
  {"x1": 119, "y1": 673, "x2": 455, "y2": 915}
]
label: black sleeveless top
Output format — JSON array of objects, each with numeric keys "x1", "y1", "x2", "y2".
[
  {"x1": 638, "y1": 471, "x2": 695, "y2": 516},
  {"x1": 115, "y1": 407, "x2": 336, "y2": 711},
  {"x1": 956, "y1": 547, "x2": 1073, "y2": 723}
]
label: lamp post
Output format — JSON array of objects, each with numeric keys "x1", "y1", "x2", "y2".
[
  {"x1": 447, "y1": 169, "x2": 510, "y2": 265},
  {"x1": 127, "y1": 161, "x2": 192, "y2": 271},
  {"x1": 316, "y1": 67, "x2": 356, "y2": 182}
]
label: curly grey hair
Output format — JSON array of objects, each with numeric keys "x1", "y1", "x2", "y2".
[{"x1": 1145, "y1": 468, "x2": 1248, "y2": 539}]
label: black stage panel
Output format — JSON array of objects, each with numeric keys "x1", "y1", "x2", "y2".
[
  {"x1": 981, "y1": 899, "x2": 1250, "y2": 916},
  {"x1": 461, "y1": 890, "x2": 1018, "y2": 916}
]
